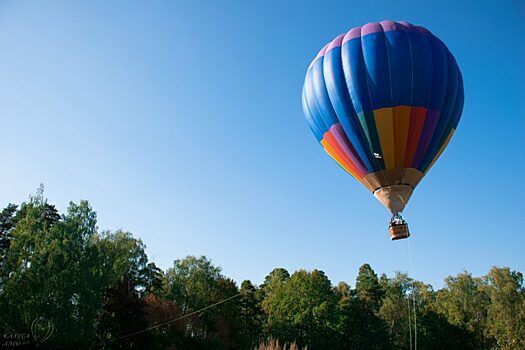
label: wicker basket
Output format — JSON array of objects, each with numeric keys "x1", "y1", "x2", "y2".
[{"x1": 389, "y1": 223, "x2": 410, "y2": 240}]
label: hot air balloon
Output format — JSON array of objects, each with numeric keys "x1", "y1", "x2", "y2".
[{"x1": 302, "y1": 20, "x2": 464, "y2": 240}]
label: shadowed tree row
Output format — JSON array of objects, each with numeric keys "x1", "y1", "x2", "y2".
[{"x1": 0, "y1": 190, "x2": 523, "y2": 349}]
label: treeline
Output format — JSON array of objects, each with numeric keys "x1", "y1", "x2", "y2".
[{"x1": 0, "y1": 190, "x2": 524, "y2": 349}]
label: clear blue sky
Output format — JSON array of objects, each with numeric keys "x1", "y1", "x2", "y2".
[{"x1": 0, "y1": 1, "x2": 523, "y2": 288}]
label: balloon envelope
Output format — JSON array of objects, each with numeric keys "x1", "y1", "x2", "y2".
[{"x1": 302, "y1": 20, "x2": 464, "y2": 213}]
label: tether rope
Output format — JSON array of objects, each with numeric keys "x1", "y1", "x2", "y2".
[
  {"x1": 394, "y1": 191, "x2": 417, "y2": 350},
  {"x1": 407, "y1": 238, "x2": 418, "y2": 350},
  {"x1": 402, "y1": 241, "x2": 413, "y2": 350},
  {"x1": 116, "y1": 292, "x2": 244, "y2": 341}
]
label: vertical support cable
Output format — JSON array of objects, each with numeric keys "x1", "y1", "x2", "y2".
[{"x1": 407, "y1": 238, "x2": 418, "y2": 350}]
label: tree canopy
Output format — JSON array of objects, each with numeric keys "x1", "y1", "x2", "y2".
[{"x1": 0, "y1": 191, "x2": 523, "y2": 349}]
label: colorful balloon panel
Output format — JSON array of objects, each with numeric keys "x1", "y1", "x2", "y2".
[{"x1": 302, "y1": 20, "x2": 464, "y2": 213}]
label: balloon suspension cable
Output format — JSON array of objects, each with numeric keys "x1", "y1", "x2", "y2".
[
  {"x1": 116, "y1": 291, "x2": 245, "y2": 341},
  {"x1": 392, "y1": 190, "x2": 408, "y2": 223},
  {"x1": 371, "y1": 156, "x2": 417, "y2": 346},
  {"x1": 394, "y1": 192, "x2": 417, "y2": 349},
  {"x1": 401, "y1": 230, "x2": 413, "y2": 350},
  {"x1": 407, "y1": 238, "x2": 418, "y2": 350},
  {"x1": 390, "y1": 212, "x2": 405, "y2": 224}
]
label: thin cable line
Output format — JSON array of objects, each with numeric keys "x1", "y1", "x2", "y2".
[
  {"x1": 402, "y1": 242, "x2": 413, "y2": 350},
  {"x1": 391, "y1": 179, "x2": 417, "y2": 350},
  {"x1": 407, "y1": 238, "x2": 418, "y2": 350},
  {"x1": 116, "y1": 292, "x2": 244, "y2": 341}
]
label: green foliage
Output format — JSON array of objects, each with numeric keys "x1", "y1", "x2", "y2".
[
  {"x1": 346, "y1": 264, "x2": 389, "y2": 350},
  {"x1": 356, "y1": 263, "x2": 384, "y2": 311},
  {"x1": 484, "y1": 267, "x2": 525, "y2": 350},
  {"x1": 94, "y1": 230, "x2": 153, "y2": 349},
  {"x1": 240, "y1": 280, "x2": 263, "y2": 347},
  {"x1": 0, "y1": 198, "x2": 101, "y2": 346},
  {"x1": 0, "y1": 191, "x2": 524, "y2": 349},
  {"x1": 379, "y1": 272, "x2": 413, "y2": 349},
  {"x1": 164, "y1": 255, "x2": 222, "y2": 313},
  {"x1": 262, "y1": 269, "x2": 339, "y2": 349},
  {"x1": 0, "y1": 203, "x2": 18, "y2": 288},
  {"x1": 0, "y1": 190, "x2": 160, "y2": 348},
  {"x1": 163, "y1": 255, "x2": 243, "y2": 349},
  {"x1": 435, "y1": 271, "x2": 489, "y2": 348}
]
